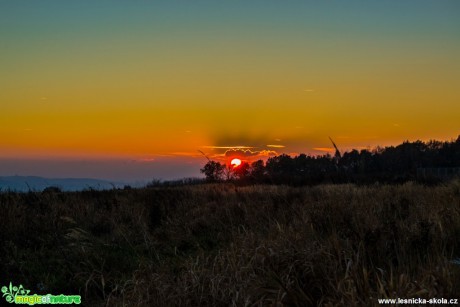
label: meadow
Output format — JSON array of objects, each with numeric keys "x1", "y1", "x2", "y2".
[{"x1": 1, "y1": 182, "x2": 460, "y2": 306}]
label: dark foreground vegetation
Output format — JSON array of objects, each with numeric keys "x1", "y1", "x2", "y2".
[{"x1": 1, "y1": 182, "x2": 460, "y2": 306}]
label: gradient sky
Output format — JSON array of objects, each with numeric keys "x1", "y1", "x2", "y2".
[{"x1": 1, "y1": 1, "x2": 459, "y2": 180}]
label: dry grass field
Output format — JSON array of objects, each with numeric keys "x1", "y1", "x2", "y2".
[{"x1": 1, "y1": 181, "x2": 460, "y2": 306}]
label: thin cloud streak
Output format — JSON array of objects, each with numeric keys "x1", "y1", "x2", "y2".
[
  {"x1": 223, "y1": 149, "x2": 278, "y2": 159},
  {"x1": 266, "y1": 144, "x2": 285, "y2": 148},
  {"x1": 201, "y1": 146, "x2": 256, "y2": 149}
]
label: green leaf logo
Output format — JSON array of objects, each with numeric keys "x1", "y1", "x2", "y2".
[{"x1": 1, "y1": 283, "x2": 30, "y2": 303}]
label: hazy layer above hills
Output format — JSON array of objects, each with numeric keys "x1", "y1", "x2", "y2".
[{"x1": 0, "y1": 176, "x2": 130, "y2": 192}]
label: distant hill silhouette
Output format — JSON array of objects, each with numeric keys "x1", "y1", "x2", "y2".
[{"x1": 0, "y1": 176, "x2": 126, "y2": 192}]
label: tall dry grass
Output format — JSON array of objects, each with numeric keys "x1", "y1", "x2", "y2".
[{"x1": 1, "y1": 181, "x2": 460, "y2": 306}]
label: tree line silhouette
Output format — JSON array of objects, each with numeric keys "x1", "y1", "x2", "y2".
[{"x1": 201, "y1": 136, "x2": 460, "y2": 185}]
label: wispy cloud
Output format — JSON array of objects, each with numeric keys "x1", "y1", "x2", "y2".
[
  {"x1": 258, "y1": 150, "x2": 278, "y2": 157},
  {"x1": 224, "y1": 149, "x2": 278, "y2": 159},
  {"x1": 266, "y1": 144, "x2": 285, "y2": 148},
  {"x1": 224, "y1": 149, "x2": 260, "y2": 157},
  {"x1": 303, "y1": 89, "x2": 314, "y2": 92},
  {"x1": 171, "y1": 151, "x2": 203, "y2": 157},
  {"x1": 202, "y1": 145, "x2": 255, "y2": 149},
  {"x1": 134, "y1": 151, "x2": 205, "y2": 162}
]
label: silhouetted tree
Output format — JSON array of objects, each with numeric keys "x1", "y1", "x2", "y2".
[
  {"x1": 233, "y1": 161, "x2": 250, "y2": 180},
  {"x1": 266, "y1": 154, "x2": 295, "y2": 183},
  {"x1": 250, "y1": 160, "x2": 266, "y2": 182},
  {"x1": 200, "y1": 161, "x2": 225, "y2": 182}
]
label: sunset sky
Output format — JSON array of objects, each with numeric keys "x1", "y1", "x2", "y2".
[{"x1": 1, "y1": 1, "x2": 459, "y2": 181}]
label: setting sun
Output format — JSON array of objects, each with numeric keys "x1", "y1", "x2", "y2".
[{"x1": 231, "y1": 158, "x2": 242, "y2": 167}]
